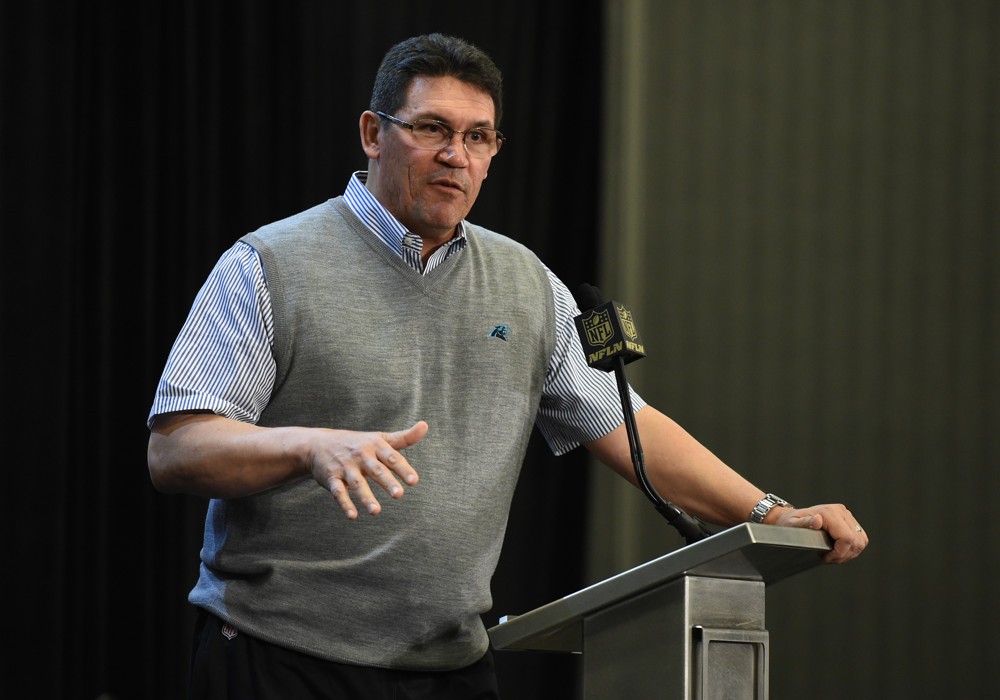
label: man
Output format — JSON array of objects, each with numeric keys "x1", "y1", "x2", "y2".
[{"x1": 148, "y1": 33, "x2": 867, "y2": 699}]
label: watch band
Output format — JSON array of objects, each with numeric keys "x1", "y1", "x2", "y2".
[{"x1": 749, "y1": 493, "x2": 792, "y2": 523}]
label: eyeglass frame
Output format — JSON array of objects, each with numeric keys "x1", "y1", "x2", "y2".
[{"x1": 374, "y1": 111, "x2": 505, "y2": 157}]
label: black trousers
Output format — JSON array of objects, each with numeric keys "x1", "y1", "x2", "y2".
[{"x1": 189, "y1": 611, "x2": 502, "y2": 700}]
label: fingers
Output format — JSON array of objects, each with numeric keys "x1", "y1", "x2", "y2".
[
  {"x1": 323, "y1": 460, "x2": 391, "y2": 520},
  {"x1": 385, "y1": 420, "x2": 429, "y2": 450},
  {"x1": 378, "y1": 421, "x2": 427, "y2": 488},
  {"x1": 822, "y1": 507, "x2": 868, "y2": 564},
  {"x1": 784, "y1": 504, "x2": 868, "y2": 564},
  {"x1": 312, "y1": 422, "x2": 427, "y2": 519},
  {"x1": 772, "y1": 505, "x2": 868, "y2": 563},
  {"x1": 823, "y1": 512, "x2": 869, "y2": 564},
  {"x1": 782, "y1": 512, "x2": 821, "y2": 531},
  {"x1": 325, "y1": 471, "x2": 368, "y2": 520}
]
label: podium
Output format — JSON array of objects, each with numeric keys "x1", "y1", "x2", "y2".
[{"x1": 488, "y1": 523, "x2": 832, "y2": 699}]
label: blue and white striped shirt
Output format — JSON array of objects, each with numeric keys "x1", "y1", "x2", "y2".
[{"x1": 148, "y1": 173, "x2": 644, "y2": 455}]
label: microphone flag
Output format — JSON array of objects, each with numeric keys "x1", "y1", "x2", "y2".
[{"x1": 574, "y1": 300, "x2": 646, "y2": 371}]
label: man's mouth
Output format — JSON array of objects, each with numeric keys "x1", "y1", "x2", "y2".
[{"x1": 431, "y1": 178, "x2": 465, "y2": 193}]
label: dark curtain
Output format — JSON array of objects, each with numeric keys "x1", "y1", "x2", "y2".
[{"x1": 2, "y1": 2, "x2": 602, "y2": 697}]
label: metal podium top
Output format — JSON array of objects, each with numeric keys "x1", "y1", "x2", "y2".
[{"x1": 488, "y1": 522, "x2": 832, "y2": 652}]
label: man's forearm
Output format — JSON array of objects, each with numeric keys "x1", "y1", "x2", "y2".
[
  {"x1": 585, "y1": 405, "x2": 764, "y2": 525},
  {"x1": 147, "y1": 412, "x2": 310, "y2": 498}
]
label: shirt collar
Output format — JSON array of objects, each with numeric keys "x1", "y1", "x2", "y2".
[{"x1": 343, "y1": 172, "x2": 467, "y2": 270}]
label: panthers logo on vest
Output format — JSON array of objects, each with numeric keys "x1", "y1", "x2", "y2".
[{"x1": 489, "y1": 324, "x2": 511, "y2": 341}]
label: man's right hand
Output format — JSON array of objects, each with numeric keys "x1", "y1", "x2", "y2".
[
  {"x1": 148, "y1": 413, "x2": 428, "y2": 518},
  {"x1": 308, "y1": 421, "x2": 427, "y2": 519}
]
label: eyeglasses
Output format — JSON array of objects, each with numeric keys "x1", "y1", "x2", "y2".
[{"x1": 375, "y1": 111, "x2": 504, "y2": 158}]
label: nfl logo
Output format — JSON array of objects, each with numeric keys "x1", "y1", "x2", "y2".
[
  {"x1": 617, "y1": 305, "x2": 638, "y2": 340},
  {"x1": 582, "y1": 309, "x2": 614, "y2": 347}
]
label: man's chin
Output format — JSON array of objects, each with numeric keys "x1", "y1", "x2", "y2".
[{"x1": 422, "y1": 210, "x2": 470, "y2": 235}]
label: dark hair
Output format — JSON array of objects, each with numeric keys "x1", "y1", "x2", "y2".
[{"x1": 370, "y1": 33, "x2": 504, "y2": 127}]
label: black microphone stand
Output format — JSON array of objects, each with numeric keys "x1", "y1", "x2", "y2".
[{"x1": 612, "y1": 356, "x2": 710, "y2": 545}]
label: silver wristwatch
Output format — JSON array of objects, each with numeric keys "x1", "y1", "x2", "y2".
[{"x1": 748, "y1": 493, "x2": 792, "y2": 523}]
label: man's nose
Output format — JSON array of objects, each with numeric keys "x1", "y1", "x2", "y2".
[{"x1": 438, "y1": 137, "x2": 469, "y2": 165}]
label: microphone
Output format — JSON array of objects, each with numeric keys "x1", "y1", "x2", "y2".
[
  {"x1": 573, "y1": 283, "x2": 646, "y2": 371},
  {"x1": 574, "y1": 284, "x2": 710, "y2": 545}
]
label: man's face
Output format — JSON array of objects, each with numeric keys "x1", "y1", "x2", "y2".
[{"x1": 362, "y1": 75, "x2": 497, "y2": 247}]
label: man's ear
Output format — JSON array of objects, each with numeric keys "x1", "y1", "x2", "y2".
[{"x1": 360, "y1": 111, "x2": 381, "y2": 159}]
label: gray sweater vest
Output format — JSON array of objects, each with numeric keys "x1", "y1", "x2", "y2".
[{"x1": 189, "y1": 198, "x2": 556, "y2": 670}]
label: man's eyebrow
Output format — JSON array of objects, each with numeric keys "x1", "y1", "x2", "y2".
[{"x1": 411, "y1": 112, "x2": 495, "y2": 129}]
